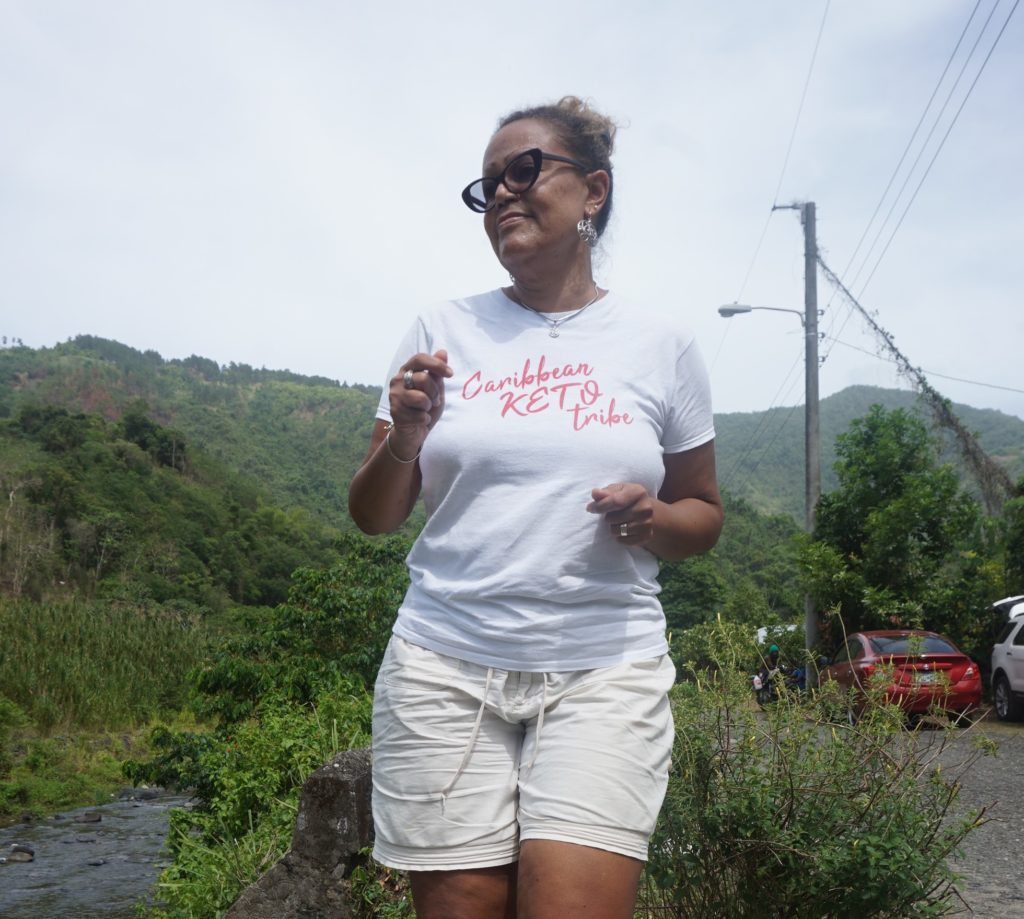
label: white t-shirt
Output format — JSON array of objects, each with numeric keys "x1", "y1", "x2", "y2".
[{"x1": 376, "y1": 289, "x2": 715, "y2": 672}]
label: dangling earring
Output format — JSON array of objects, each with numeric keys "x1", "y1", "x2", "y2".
[{"x1": 577, "y1": 213, "x2": 598, "y2": 248}]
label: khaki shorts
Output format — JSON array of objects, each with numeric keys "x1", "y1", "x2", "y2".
[{"x1": 371, "y1": 635, "x2": 675, "y2": 871}]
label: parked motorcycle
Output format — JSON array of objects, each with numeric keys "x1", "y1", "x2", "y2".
[{"x1": 752, "y1": 663, "x2": 805, "y2": 705}]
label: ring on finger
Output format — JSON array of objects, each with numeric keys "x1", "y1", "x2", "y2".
[
  {"x1": 618, "y1": 523, "x2": 629, "y2": 537},
  {"x1": 402, "y1": 369, "x2": 415, "y2": 389}
]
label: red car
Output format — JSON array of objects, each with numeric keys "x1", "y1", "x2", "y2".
[{"x1": 821, "y1": 630, "x2": 982, "y2": 719}]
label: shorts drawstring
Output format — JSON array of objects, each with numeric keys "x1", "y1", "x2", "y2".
[
  {"x1": 526, "y1": 672, "x2": 550, "y2": 774},
  {"x1": 440, "y1": 666, "x2": 494, "y2": 811}
]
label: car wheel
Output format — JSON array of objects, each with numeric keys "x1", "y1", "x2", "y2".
[{"x1": 993, "y1": 674, "x2": 1023, "y2": 722}]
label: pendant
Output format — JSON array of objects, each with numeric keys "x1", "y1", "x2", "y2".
[{"x1": 548, "y1": 328, "x2": 560, "y2": 338}]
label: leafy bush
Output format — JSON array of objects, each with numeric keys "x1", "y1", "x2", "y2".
[
  {"x1": 150, "y1": 799, "x2": 299, "y2": 918},
  {"x1": 642, "y1": 627, "x2": 992, "y2": 918},
  {"x1": 192, "y1": 532, "x2": 409, "y2": 723},
  {"x1": 130, "y1": 679, "x2": 372, "y2": 918},
  {"x1": 669, "y1": 615, "x2": 760, "y2": 674},
  {"x1": 125, "y1": 533, "x2": 404, "y2": 915}
]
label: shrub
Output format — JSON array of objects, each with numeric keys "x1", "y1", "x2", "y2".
[
  {"x1": 190, "y1": 533, "x2": 409, "y2": 723},
  {"x1": 669, "y1": 616, "x2": 759, "y2": 675},
  {"x1": 129, "y1": 677, "x2": 371, "y2": 918},
  {"x1": 128, "y1": 537, "x2": 399, "y2": 916},
  {"x1": 641, "y1": 631, "x2": 992, "y2": 918}
]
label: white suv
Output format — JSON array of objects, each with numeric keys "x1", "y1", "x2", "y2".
[{"x1": 991, "y1": 595, "x2": 1024, "y2": 722}]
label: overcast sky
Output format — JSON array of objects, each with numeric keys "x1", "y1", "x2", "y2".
[{"x1": 2, "y1": 0, "x2": 1022, "y2": 421}]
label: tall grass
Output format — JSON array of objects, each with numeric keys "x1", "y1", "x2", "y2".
[{"x1": 0, "y1": 598, "x2": 206, "y2": 731}]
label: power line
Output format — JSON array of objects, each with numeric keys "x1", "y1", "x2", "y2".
[
  {"x1": 707, "y1": 321, "x2": 733, "y2": 373},
  {"x1": 857, "y1": 0, "x2": 1020, "y2": 298},
  {"x1": 720, "y1": 348, "x2": 804, "y2": 493},
  {"x1": 842, "y1": 0, "x2": 986, "y2": 296},
  {"x1": 771, "y1": 0, "x2": 832, "y2": 208},
  {"x1": 825, "y1": 336, "x2": 1024, "y2": 395},
  {"x1": 820, "y1": 0, "x2": 987, "y2": 366},
  {"x1": 722, "y1": 3, "x2": 832, "y2": 491},
  {"x1": 733, "y1": 0, "x2": 831, "y2": 303},
  {"x1": 818, "y1": 255, "x2": 1016, "y2": 512}
]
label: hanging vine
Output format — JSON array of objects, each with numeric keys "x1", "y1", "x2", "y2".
[{"x1": 817, "y1": 256, "x2": 1016, "y2": 515}]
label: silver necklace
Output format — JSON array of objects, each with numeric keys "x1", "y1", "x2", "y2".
[{"x1": 514, "y1": 286, "x2": 602, "y2": 338}]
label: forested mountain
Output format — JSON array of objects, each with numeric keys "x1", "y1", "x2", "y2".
[
  {"x1": 0, "y1": 399, "x2": 339, "y2": 607},
  {"x1": 3, "y1": 338, "x2": 1020, "y2": 528},
  {"x1": 716, "y1": 385, "x2": 1024, "y2": 520},
  {"x1": 0, "y1": 337, "x2": 377, "y2": 531}
]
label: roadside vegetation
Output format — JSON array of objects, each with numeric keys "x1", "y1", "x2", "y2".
[{"x1": 640, "y1": 620, "x2": 994, "y2": 919}]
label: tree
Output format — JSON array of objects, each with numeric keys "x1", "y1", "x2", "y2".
[
  {"x1": 801, "y1": 405, "x2": 988, "y2": 653},
  {"x1": 192, "y1": 531, "x2": 410, "y2": 722},
  {"x1": 660, "y1": 492, "x2": 803, "y2": 636},
  {"x1": 1003, "y1": 480, "x2": 1024, "y2": 586}
]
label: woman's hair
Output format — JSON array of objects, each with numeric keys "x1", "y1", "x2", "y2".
[{"x1": 497, "y1": 96, "x2": 617, "y2": 237}]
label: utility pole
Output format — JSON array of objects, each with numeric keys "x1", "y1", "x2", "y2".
[
  {"x1": 801, "y1": 202, "x2": 821, "y2": 651},
  {"x1": 724, "y1": 202, "x2": 823, "y2": 652},
  {"x1": 770, "y1": 201, "x2": 821, "y2": 651}
]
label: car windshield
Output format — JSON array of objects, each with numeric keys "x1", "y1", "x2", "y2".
[{"x1": 867, "y1": 635, "x2": 958, "y2": 656}]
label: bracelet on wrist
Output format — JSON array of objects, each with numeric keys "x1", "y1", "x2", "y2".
[{"x1": 384, "y1": 424, "x2": 422, "y2": 464}]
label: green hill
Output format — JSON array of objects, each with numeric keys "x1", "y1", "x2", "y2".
[
  {"x1": 2, "y1": 337, "x2": 1020, "y2": 556},
  {"x1": 0, "y1": 398, "x2": 339, "y2": 607},
  {"x1": 715, "y1": 384, "x2": 1024, "y2": 521},
  {"x1": 0, "y1": 337, "x2": 379, "y2": 530}
]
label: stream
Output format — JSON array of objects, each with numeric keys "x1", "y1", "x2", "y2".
[{"x1": 0, "y1": 792, "x2": 191, "y2": 919}]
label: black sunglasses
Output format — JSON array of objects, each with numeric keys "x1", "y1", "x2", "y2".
[{"x1": 461, "y1": 148, "x2": 589, "y2": 213}]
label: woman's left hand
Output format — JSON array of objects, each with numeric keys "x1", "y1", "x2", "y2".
[{"x1": 586, "y1": 483, "x2": 655, "y2": 546}]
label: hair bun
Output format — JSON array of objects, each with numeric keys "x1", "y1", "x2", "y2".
[{"x1": 554, "y1": 96, "x2": 617, "y2": 157}]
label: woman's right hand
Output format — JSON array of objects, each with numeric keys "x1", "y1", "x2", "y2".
[{"x1": 387, "y1": 349, "x2": 452, "y2": 458}]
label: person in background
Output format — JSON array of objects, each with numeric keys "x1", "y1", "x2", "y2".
[
  {"x1": 349, "y1": 96, "x2": 723, "y2": 919},
  {"x1": 757, "y1": 643, "x2": 806, "y2": 698}
]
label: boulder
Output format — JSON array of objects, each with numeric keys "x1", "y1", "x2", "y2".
[{"x1": 223, "y1": 747, "x2": 374, "y2": 919}]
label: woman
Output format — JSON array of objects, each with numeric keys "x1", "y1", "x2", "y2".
[{"x1": 349, "y1": 96, "x2": 723, "y2": 919}]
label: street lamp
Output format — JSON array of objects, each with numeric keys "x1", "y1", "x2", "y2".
[
  {"x1": 718, "y1": 299, "x2": 821, "y2": 652},
  {"x1": 717, "y1": 304, "x2": 806, "y2": 322}
]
